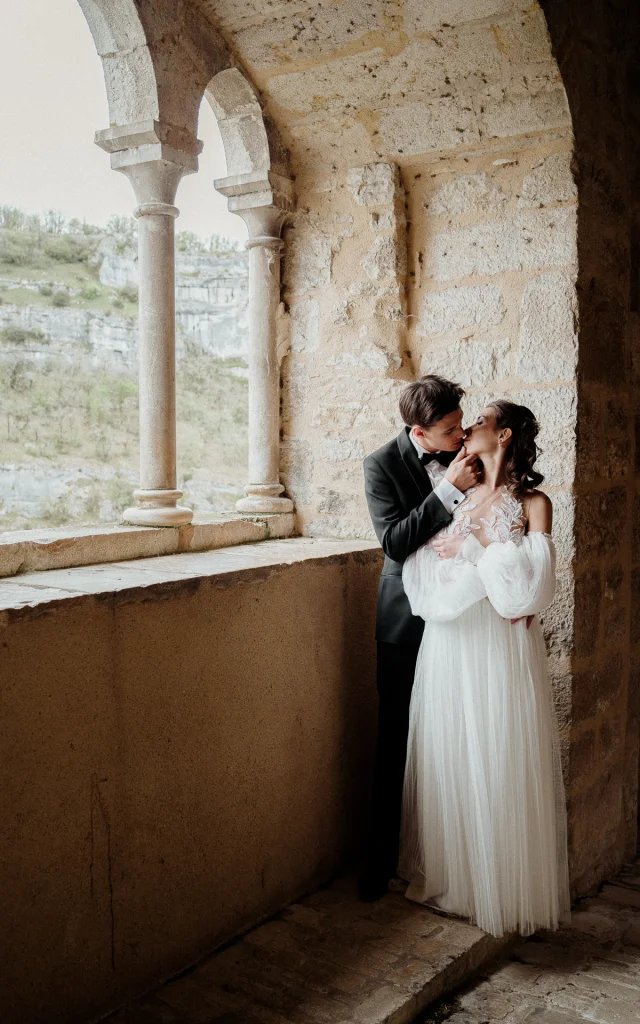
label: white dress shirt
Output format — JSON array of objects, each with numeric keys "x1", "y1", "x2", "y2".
[{"x1": 409, "y1": 428, "x2": 465, "y2": 514}]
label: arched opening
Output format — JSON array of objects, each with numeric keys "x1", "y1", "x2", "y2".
[
  {"x1": 173, "y1": 95, "x2": 249, "y2": 514},
  {"x1": 0, "y1": 0, "x2": 139, "y2": 532}
]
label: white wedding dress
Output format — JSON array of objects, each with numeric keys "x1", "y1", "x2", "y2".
[{"x1": 398, "y1": 488, "x2": 570, "y2": 938}]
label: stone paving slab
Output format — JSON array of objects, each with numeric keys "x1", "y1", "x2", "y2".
[
  {"x1": 414, "y1": 860, "x2": 640, "y2": 1024},
  {"x1": 102, "y1": 875, "x2": 511, "y2": 1024}
]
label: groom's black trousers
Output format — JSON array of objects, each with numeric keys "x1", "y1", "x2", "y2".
[{"x1": 367, "y1": 640, "x2": 420, "y2": 878}]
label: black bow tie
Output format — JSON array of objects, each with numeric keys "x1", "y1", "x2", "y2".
[{"x1": 419, "y1": 449, "x2": 456, "y2": 467}]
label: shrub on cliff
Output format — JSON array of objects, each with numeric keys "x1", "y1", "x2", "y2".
[
  {"x1": 1, "y1": 324, "x2": 46, "y2": 345},
  {"x1": 43, "y1": 235, "x2": 97, "y2": 264}
]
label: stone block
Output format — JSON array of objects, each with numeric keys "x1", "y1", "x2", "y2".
[
  {"x1": 569, "y1": 730, "x2": 596, "y2": 785},
  {"x1": 519, "y1": 152, "x2": 577, "y2": 208},
  {"x1": 280, "y1": 437, "x2": 314, "y2": 506},
  {"x1": 361, "y1": 237, "x2": 398, "y2": 281},
  {"x1": 284, "y1": 233, "x2": 332, "y2": 296},
  {"x1": 347, "y1": 163, "x2": 396, "y2": 206},
  {"x1": 633, "y1": 494, "x2": 640, "y2": 565},
  {"x1": 542, "y1": 569, "x2": 574, "y2": 659},
  {"x1": 574, "y1": 487, "x2": 628, "y2": 562},
  {"x1": 305, "y1": 516, "x2": 376, "y2": 541},
  {"x1": 481, "y1": 84, "x2": 572, "y2": 139},
  {"x1": 599, "y1": 712, "x2": 624, "y2": 762},
  {"x1": 370, "y1": 211, "x2": 395, "y2": 232},
  {"x1": 632, "y1": 570, "x2": 640, "y2": 646},
  {"x1": 629, "y1": 660, "x2": 640, "y2": 720},
  {"x1": 573, "y1": 568, "x2": 602, "y2": 659},
  {"x1": 575, "y1": 389, "x2": 601, "y2": 486},
  {"x1": 511, "y1": 387, "x2": 577, "y2": 489},
  {"x1": 420, "y1": 337, "x2": 510, "y2": 388},
  {"x1": 602, "y1": 564, "x2": 628, "y2": 651},
  {"x1": 425, "y1": 173, "x2": 510, "y2": 218},
  {"x1": 518, "y1": 271, "x2": 578, "y2": 383},
  {"x1": 379, "y1": 98, "x2": 482, "y2": 158},
  {"x1": 281, "y1": 363, "x2": 310, "y2": 422},
  {"x1": 578, "y1": 281, "x2": 627, "y2": 387},
  {"x1": 290, "y1": 299, "x2": 320, "y2": 353},
  {"x1": 568, "y1": 764, "x2": 624, "y2": 873},
  {"x1": 232, "y1": 5, "x2": 393, "y2": 70},
  {"x1": 330, "y1": 301, "x2": 352, "y2": 326},
  {"x1": 403, "y1": 0, "x2": 516, "y2": 34},
  {"x1": 572, "y1": 653, "x2": 624, "y2": 723},
  {"x1": 320, "y1": 437, "x2": 366, "y2": 463},
  {"x1": 418, "y1": 284, "x2": 506, "y2": 335},
  {"x1": 428, "y1": 209, "x2": 577, "y2": 282},
  {"x1": 316, "y1": 489, "x2": 351, "y2": 515},
  {"x1": 550, "y1": 490, "x2": 575, "y2": 569}
]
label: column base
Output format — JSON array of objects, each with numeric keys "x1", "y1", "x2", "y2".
[
  {"x1": 236, "y1": 495, "x2": 294, "y2": 514},
  {"x1": 122, "y1": 489, "x2": 193, "y2": 527}
]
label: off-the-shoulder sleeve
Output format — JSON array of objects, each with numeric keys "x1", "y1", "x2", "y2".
[
  {"x1": 402, "y1": 540, "x2": 487, "y2": 622},
  {"x1": 475, "y1": 532, "x2": 556, "y2": 619}
]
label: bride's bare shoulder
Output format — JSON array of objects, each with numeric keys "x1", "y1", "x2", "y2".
[{"x1": 521, "y1": 489, "x2": 552, "y2": 531}]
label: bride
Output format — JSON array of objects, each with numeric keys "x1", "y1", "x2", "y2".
[{"x1": 398, "y1": 399, "x2": 570, "y2": 938}]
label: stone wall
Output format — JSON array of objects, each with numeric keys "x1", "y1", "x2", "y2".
[
  {"x1": 197, "y1": 0, "x2": 640, "y2": 893},
  {"x1": 541, "y1": 0, "x2": 640, "y2": 893},
  {"x1": 272, "y1": 12, "x2": 581, "y2": 895}
]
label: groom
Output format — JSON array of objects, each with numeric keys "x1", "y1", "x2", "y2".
[{"x1": 360, "y1": 374, "x2": 479, "y2": 901}]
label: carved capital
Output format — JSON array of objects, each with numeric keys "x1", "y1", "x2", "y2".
[
  {"x1": 215, "y1": 169, "x2": 294, "y2": 238},
  {"x1": 95, "y1": 119, "x2": 201, "y2": 206}
]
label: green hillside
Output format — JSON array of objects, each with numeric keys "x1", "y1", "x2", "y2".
[{"x1": 0, "y1": 208, "x2": 248, "y2": 531}]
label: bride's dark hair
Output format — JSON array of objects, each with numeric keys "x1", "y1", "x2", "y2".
[{"x1": 488, "y1": 399, "x2": 544, "y2": 491}]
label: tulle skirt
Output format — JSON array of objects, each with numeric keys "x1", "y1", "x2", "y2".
[{"x1": 398, "y1": 598, "x2": 570, "y2": 937}]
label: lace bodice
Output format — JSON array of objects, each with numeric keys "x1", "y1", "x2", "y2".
[{"x1": 448, "y1": 487, "x2": 526, "y2": 546}]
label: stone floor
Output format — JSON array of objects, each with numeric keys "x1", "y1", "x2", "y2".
[
  {"x1": 418, "y1": 863, "x2": 640, "y2": 1024},
  {"x1": 104, "y1": 863, "x2": 640, "y2": 1024}
]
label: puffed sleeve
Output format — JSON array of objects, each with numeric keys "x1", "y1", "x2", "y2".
[
  {"x1": 402, "y1": 539, "x2": 487, "y2": 622},
  {"x1": 475, "y1": 532, "x2": 556, "y2": 619}
]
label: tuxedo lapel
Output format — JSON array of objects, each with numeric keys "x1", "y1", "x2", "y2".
[{"x1": 396, "y1": 427, "x2": 432, "y2": 502}]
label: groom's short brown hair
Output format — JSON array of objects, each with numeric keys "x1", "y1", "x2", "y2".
[{"x1": 399, "y1": 374, "x2": 465, "y2": 429}]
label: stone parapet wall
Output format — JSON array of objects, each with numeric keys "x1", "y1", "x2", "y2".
[{"x1": 1, "y1": 540, "x2": 381, "y2": 1023}]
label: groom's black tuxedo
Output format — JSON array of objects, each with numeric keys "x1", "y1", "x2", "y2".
[
  {"x1": 364, "y1": 426, "x2": 456, "y2": 644},
  {"x1": 362, "y1": 426, "x2": 458, "y2": 886}
]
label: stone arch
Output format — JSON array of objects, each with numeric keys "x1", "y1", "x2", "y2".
[
  {"x1": 77, "y1": 0, "x2": 236, "y2": 145},
  {"x1": 205, "y1": 67, "x2": 290, "y2": 180},
  {"x1": 76, "y1": 0, "x2": 160, "y2": 127}
]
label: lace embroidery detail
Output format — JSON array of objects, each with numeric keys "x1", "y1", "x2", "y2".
[
  {"x1": 449, "y1": 487, "x2": 526, "y2": 546},
  {"x1": 480, "y1": 492, "x2": 526, "y2": 545},
  {"x1": 450, "y1": 489, "x2": 480, "y2": 538}
]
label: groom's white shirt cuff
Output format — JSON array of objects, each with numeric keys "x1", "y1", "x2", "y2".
[{"x1": 433, "y1": 478, "x2": 465, "y2": 514}]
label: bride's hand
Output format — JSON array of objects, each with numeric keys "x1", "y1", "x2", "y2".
[{"x1": 433, "y1": 533, "x2": 466, "y2": 559}]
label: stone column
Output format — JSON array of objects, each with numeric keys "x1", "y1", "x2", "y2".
[
  {"x1": 215, "y1": 172, "x2": 294, "y2": 514},
  {"x1": 96, "y1": 121, "x2": 200, "y2": 526}
]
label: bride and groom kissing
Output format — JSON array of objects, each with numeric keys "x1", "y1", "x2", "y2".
[{"x1": 360, "y1": 374, "x2": 570, "y2": 938}]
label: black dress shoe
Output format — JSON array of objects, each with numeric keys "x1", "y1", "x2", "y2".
[{"x1": 358, "y1": 866, "x2": 391, "y2": 902}]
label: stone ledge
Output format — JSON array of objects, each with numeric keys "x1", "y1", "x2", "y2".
[
  {"x1": 0, "y1": 512, "x2": 295, "y2": 580},
  {"x1": 103, "y1": 875, "x2": 514, "y2": 1024},
  {"x1": 0, "y1": 537, "x2": 381, "y2": 616}
]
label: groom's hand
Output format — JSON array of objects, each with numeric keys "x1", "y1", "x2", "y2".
[{"x1": 445, "y1": 446, "x2": 479, "y2": 492}]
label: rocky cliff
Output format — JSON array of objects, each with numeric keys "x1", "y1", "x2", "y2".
[{"x1": 0, "y1": 245, "x2": 249, "y2": 370}]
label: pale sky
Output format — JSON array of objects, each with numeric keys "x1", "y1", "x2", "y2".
[{"x1": 0, "y1": 0, "x2": 246, "y2": 241}]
